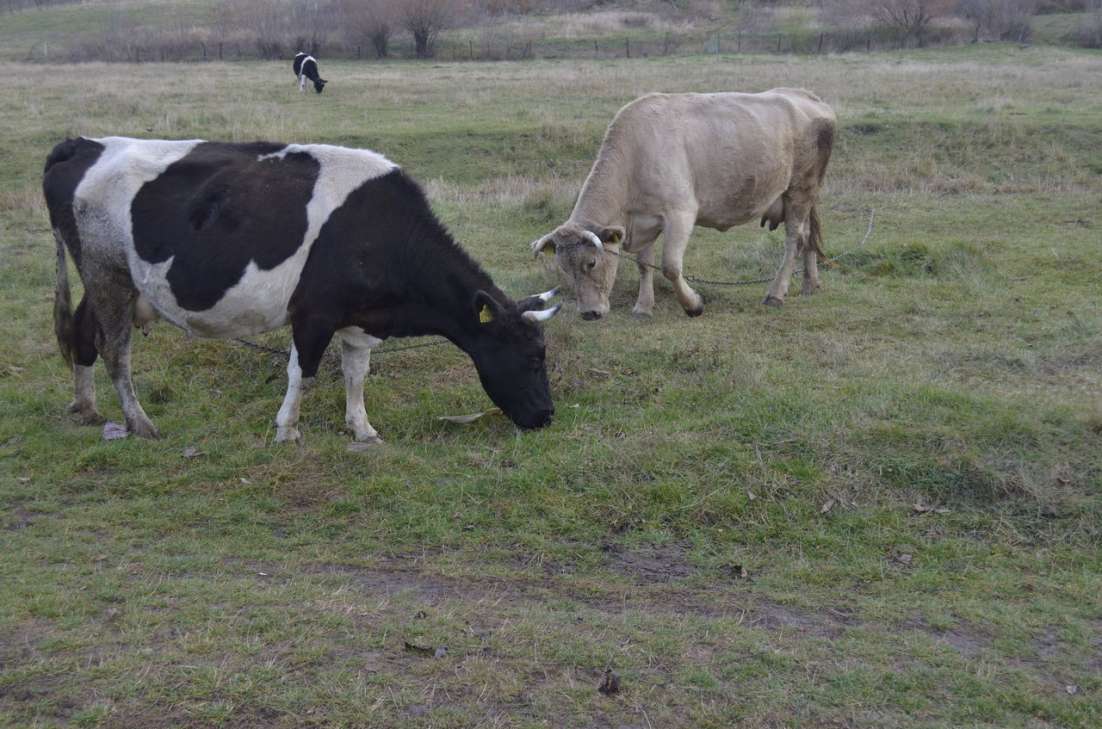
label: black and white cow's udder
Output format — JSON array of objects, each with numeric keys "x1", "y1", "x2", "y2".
[{"x1": 75, "y1": 138, "x2": 395, "y2": 338}]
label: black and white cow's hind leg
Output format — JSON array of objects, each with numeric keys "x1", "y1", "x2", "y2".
[
  {"x1": 67, "y1": 294, "x2": 104, "y2": 424},
  {"x1": 84, "y1": 269, "x2": 160, "y2": 438},
  {"x1": 339, "y1": 327, "x2": 383, "y2": 444},
  {"x1": 298, "y1": 74, "x2": 307, "y2": 93}
]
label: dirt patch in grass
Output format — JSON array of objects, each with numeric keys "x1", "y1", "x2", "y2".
[
  {"x1": 903, "y1": 615, "x2": 992, "y2": 658},
  {"x1": 0, "y1": 619, "x2": 51, "y2": 670},
  {"x1": 297, "y1": 559, "x2": 860, "y2": 642},
  {"x1": 601, "y1": 541, "x2": 695, "y2": 583},
  {"x1": 752, "y1": 603, "x2": 858, "y2": 640},
  {"x1": 3, "y1": 505, "x2": 35, "y2": 531}
]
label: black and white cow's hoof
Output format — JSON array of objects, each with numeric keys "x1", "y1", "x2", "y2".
[
  {"x1": 347, "y1": 436, "x2": 384, "y2": 452},
  {"x1": 274, "y1": 426, "x2": 303, "y2": 444},
  {"x1": 762, "y1": 295, "x2": 784, "y2": 308},
  {"x1": 67, "y1": 401, "x2": 105, "y2": 425},
  {"x1": 631, "y1": 307, "x2": 653, "y2": 319},
  {"x1": 799, "y1": 284, "x2": 820, "y2": 296}
]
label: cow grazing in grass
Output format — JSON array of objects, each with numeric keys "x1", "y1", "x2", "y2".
[
  {"x1": 531, "y1": 89, "x2": 836, "y2": 319},
  {"x1": 44, "y1": 137, "x2": 560, "y2": 443},
  {"x1": 293, "y1": 52, "x2": 327, "y2": 94}
]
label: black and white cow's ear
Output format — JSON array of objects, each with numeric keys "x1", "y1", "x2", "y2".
[
  {"x1": 596, "y1": 225, "x2": 625, "y2": 245},
  {"x1": 530, "y1": 234, "x2": 556, "y2": 259},
  {"x1": 473, "y1": 290, "x2": 504, "y2": 326}
]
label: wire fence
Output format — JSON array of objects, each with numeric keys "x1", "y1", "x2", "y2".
[{"x1": 27, "y1": 24, "x2": 971, "y2": 64}]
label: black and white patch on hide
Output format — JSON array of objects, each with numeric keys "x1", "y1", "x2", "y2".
[{"x1": 72, "y1": 138, "x2": 396, "y2": 338}]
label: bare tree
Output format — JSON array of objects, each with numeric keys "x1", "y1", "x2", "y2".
[
  {"x1": 869, "y1": 0, "x2": 953, "y2": 47},
  {"x1": 344, "y1": 0, "x2": 400, "y2": 58},
  {"x1": 290, "y1": 0, "x2": 330, "y2": 56},
  {"x1": 401, "y1": 0, "x2": 464, "y2": 58}
]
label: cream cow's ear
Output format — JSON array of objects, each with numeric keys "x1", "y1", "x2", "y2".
[
  {"x1": 596, "y1": 226, "x2": 625, "y2": 245},
  {"x1": 530, "y1": 234, "x2": 556, "y2": 258}
]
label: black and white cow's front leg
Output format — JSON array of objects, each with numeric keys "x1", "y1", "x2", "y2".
[
  {"x1": 275, "y1": 317, "x2": 335, "y2": 443},
  {"x1": 275, "y1": 344, "x2": 306, "y2": 443},
  {"x1": 338, "y1": 327, "x2": 383, "y2": 444}
]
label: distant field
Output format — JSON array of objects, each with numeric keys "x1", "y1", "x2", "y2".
[
  {"x1": 0, "y1": 0, "x2": 213, "y2": 61},
  {"x1": 2, "y1": 45, "x2": 1102, "y2": 728},
  {"x1": 1032, "y1": 11, "x2": 1099, "y2": 45}
]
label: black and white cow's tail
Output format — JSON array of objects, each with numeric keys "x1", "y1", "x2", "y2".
[
  {"x1": 53, "y1": 230, "x2": 75, "y2": 370},
  {"x1": 44, "y1": 139, "x2": 81, "y2": 370}
]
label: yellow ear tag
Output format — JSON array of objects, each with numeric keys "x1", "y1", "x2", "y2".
[
  {"x1": 610, "y1": 230, "x2": 623, "y2": 244},
  {"x1": 479, "y1": 304, "x2": 494, "y2": 324}
]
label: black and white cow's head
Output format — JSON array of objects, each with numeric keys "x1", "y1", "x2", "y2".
[{"x1": 468, "y1": 288, "x2": 560, "y2": 430}]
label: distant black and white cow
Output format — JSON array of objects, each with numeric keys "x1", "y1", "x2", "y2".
[
  {"x1": 292, "y1": 51, "x2": 327, "y2": 94},
  {"x1": 44, "y1": 137, "x2": 560, "y2": 442}
]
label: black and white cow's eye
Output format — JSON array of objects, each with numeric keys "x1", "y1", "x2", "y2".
[{"x1": 586, "y1": 261, "x2": 597, "y2": 272}]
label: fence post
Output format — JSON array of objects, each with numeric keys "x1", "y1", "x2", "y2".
[
  {"x1": 625, "y1": 37, "x2": 630, "y2": 58},
  {"x1": 715, "y1": 32, "x2": 721, "y2": 54},
  {"x1": 737, "y1": 32, "x2": 741, "y2": 53},
  {"x1": 776, "y1": 34, "x2": 782, "y2": 53},
  {"x1": 817, "y1": 33, "x2": 824, "y2": 54},
  {"x1": 218, "y1": 42, "x2": 223, "y2": 60}
]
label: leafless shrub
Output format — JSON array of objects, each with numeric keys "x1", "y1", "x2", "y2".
[
  {"x1": 866, "y1": 0, "x2": 955, "y2": 47},
  {"x1": 401, "y1": 0, "x2": 467, "y2": 58},
  {"x1": 1066, "y1": 0, "x2": 1102, "y2": 47},
  {"x1": 343, "y1": 0, "x2": 401, "y2": 58},
  {"x1": 957, "y1": 0, "x2": 1036, "y2": 43}
]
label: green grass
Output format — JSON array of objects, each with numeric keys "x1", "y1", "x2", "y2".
[{"x1": 2, "y1": 47, "x2": 1102, "y2": 728}]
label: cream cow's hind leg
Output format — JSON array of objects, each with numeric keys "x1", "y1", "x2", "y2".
[{"x1": 764, "y1": 195, "x2": 812, "y2": 307}]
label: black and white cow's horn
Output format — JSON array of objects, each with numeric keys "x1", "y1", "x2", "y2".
[
  {"x1": 582, "y1": 231, "x2": 604, "y2": 252},
  {"x1": 522, "y1": 303, "x2": 562, "y2": 324},
  {"x1": 534, "y1": 287, "x2": 559, "y2": 303}
]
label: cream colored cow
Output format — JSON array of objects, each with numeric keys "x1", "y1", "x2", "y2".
[{"x1": 532, "y1": 89, "x2": 836, "y2": 319}]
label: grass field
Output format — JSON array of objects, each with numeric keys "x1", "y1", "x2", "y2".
[{"x1": 1, "y1": 43, "x2": 1102, "y2": 728}]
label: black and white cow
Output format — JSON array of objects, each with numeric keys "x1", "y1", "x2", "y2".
[
  {"x1": 44, "y1": 137, "x2": 560, "y2": 443},
  {"x1": 292, "y1": 51, "x2": 327, "y2": 94}
]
